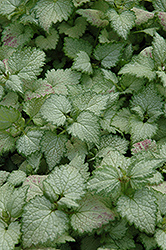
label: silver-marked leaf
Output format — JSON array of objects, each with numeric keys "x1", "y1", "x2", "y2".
[
  {"x1": 40, "y1": 94, "x2": 72, "y2": 126},
  {"x1": 41, "y1": 131, "x2": 67, "y2": 170},
  {"x1": 155, "y1": 229, "x2": 166, "y2": 250},
  {"x1": 94, "y1": 43, "x2": 123, "y2": 68},
  {"x1": 158, "y1": 12, "x2": 166, "y2": 31},
  {"x1": 72, "y1": 51, "x2": 93, "y2": 75},
  {"x1": 64, "y1": 37, "x2": 92, "y2": 59},
  {"x1": 71, "y1": 194, "x2": 115, "y2": 233},
  {"x1": 23, "y1": 175, "x2": 47, "y2": 201},
  {"x1": 6, "y1": 186, "x2": 28, "y2": 218},
  {"x1": 6, "y1": 75, "x2": 23, "y2": 93},
  {"x1": 0, "y1": 131, "x2": 15, "y2": 155},
  {"x1": 67, "y1": 111, "x2": 100, "y2": 145},
  {"x1": 131, "y1": 7, "x2": 154, "y2": 25},
  {"x1": 35, "y1": 29, "x2": 59, "y2": 50},
  {"x1": 16, "y1": 130, "x2": 43, "y2": 156},
  {"x1": 7, "y1": 170, "x2": 26, "y2": 186},
  {"x1": 66, "y1": 137, "x2": 88, "y2": 161},
  {"x1": 107, "y1": 9, "x2": 135, "y2": 39},
  {"x1": 43, "y1": 165, "x2": 85, "y2": 207},
  {"x1": 22, "y1": 196, "x2": 69, "y2": 248},
  {"x1": 117, "y1": 188, "x2": 157, "y2": 234},
  {"x1": 0, "y1": 221, "x2": 21, "y2": 250},
  {"x1": 0, "y1": 105, "x2": 20, "y2": 130},
  {"x1": 34, "y1": 0, "x2": 73, "y2": 31}
]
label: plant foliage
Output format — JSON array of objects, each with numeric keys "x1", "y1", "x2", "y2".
[{"x1": 1, "y1": 0, "x2": 166, "y2": 249}]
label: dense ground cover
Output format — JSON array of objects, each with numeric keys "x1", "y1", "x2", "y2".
[{"x1": 1, "y1": 0, "x2": 166, "y2": 249}]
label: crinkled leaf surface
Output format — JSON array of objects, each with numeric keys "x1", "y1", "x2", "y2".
[
  {"x1": 152, "y1": 32, "x2": 166, "y2": 66},
  {"x1": 67, "y1": 111, "x2": 100, "y2": 145},
  {"x1": 34, "y1": 0, "x2": 73, "y2": 31},
  {"x1": 35, "y1": 29, "x2": 59, "y2": 50},
  {"x1": 155, "y1": 229, "x2": 166, "y2": 250},
  {"x1": 77, "y1": 9, "x2": 109, "y2": 27},
  {"x1": 0, "y1": 105, "x2": 20, "y2": 130},
  {"x1": 8, "y1": 47, "x2": 45, "y2": 80},
  {"x1": 71, "y1": 194, "x2": 115, "y2": 233},
  {"x1": 41, "y1": 131, "x2": 67, "y2": 170},
  {"x1": 0, "y1": 0, "x2": 22, "y2": 16},
  {"x1": 22, "y1": 196, "x2": 69, "y2": 248},
  {"x1": 64, "y1": 37, "x2": 92, "y2": 59},
  {"x1": 16, "y1": 130, "x2": 43, "y2": 156},
  {"x1": 23, "y1": 175, "x2": 47, "y2": 201},
  {"x1": 66, "y1": 137, "x2": 88, "y2": 161},
  {"x1": 94, "y1": 42, "x2": 123, "y2": 68},
  {"x1": 43, "y1": 165, "x2": 85, "y2": 207},
  {"x1": 0, "y1": 131, "x2": 15, "y2": 155},
  {"x1": 131, "y1": 7, "x2": 154, "y2": 25},
  {"x1": 5, "y1": 74, "x2": 23, "y2": 93},
  {"x1": 107, "y1": 9, "x2": 135, "y2": 39},
  {"x1": 40, "y1": 94, "x2": 72, "y2": 126},
  {"x1": 117, "y1": 188, "x2": 157, "y2": 234},
  {"x1": 0, "y1": 221, "x2": 21, "y2": 250},
  {"x1": 119, "y1": 54, "x2": 156, "y2": 80},
  {"x1": 72, "y1": 51, "x2": 93, "y2": 75},
  {"x1": 7, "y1": 170, "x2": 26, "y2": 186}
]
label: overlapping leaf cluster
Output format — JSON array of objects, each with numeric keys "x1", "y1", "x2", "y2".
[{"x1": 0, "y1": 0, "x2": 166, "y2": 249}]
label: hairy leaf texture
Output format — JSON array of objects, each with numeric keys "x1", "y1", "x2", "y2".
[
  {"x1": 41, "y1": 131, "x2": 67, "y2": 170},
  {"x1": 77, "y1": 9, "x2": 109, "y2": 27},
  {"x1": 72, "y1": 51, "x2": 93, "y2": 75},
  {"x1": 43, "y1": 165, "x2": 86, "y2": 207},
  {"x1": 22, "y1": 196, "x2": 69, "y2": 248},
  {"x1": 67, "y1": 111, "x2": 100, "y2": 145},
  {"x1": 71, "y1": 194, "x2": 115, "y2": 233},
  {"x1": 94, "y1": 42, "x2": 123, "y2": 68},
  {"x1": 0, "y1": 221, "x2": 21, "y2": 250},
  {"x1": 117, "y1": 188, "x2": 157, "y2": 234},
  {"x1": 34, "y1": 0, "x2": 73, "y2": 31},
  {"x1": 40, "y1": 94, "x2": 72, "y2": 126},
  {"x1": 107, "y1": 9, "x2": 135, "y2": 39}
]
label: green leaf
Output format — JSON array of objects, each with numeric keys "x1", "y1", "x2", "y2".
[
  {"x1": 64, "y1": 37, "x2": 92, "y2": 59},
  {"x1": 7, "y1": 170, "x2": 26, "y2": 186},
  {"x1": 131, "y1": 7, "x2": 154, "y2": 25},
  {"x1": 69, "y1": 154, "x2": 89, "y2": 180},
  {"x1": 16, "y1": 130, "x2": 43, "y2": 156},
  {"x1": 71, "y1": 194, "x2": 115, "y2": 233},
  {"x1": 152, "y1": 32, "x2": 166, "y2": 66},
  {"x1": 0, "y1": 92, "x2": 18, "y2": 108},
  {"x1": 66, "y1": 137, "x2": 88, "y2": 161},
  {"x1": 152, "y1": 0, "x2": 166, "y2": 11},
  {"x1": 72, "y1": 91, "x2": 109, "y2": 115},
  {"x1": 155, "y1": 229, "x2": 166, "y2": 250},
  {"x1": 129, "y1": 116, "x2": 158, "y2": 142},
  {"x1": 117, "y1": 188, "x2": 157, "y2": 234},
  {"x1": 0, "y1": 0, "x2": 22, "y2": 16},
  {"x1": 43, "y1": 165, "x2": 85, "y2": 207},
  {"x1": 0, "y1": 105, "x2": 20, "y2": 130},
  {"x1": 152, "y1": 181, "x2": 166, "y2": 194},
  {"x1": 6, "y1": 186, "x2": 28, "y2": 218},
  {"x1": 67, "y1": 111, "x2": 100, "y2": 145},
  {"x1": 35, "y1": 28, "x2": 59, "y2": 50},
  {"x1": 41, "y1": 131, "x2": 67, "y2": 170},
  {"x1": 157, "y1": 12, "x2": 166, "y2": 31},
  {"x1": 128, "y1": 159, "x2": 164, "y2": 189},
  {"x1": 139, "y1": 233, "x2": 157, "y2": 250},
  {"x1": 0, "y1": 131, "x2": 15, "y2": 155},
  {"x1": 72, "y1": 51, "x2": 93, "y2": 75},
  {"x1": 8, "y1": 47, "x2": 45, "y2": 81},
  {"x1": 22, "y1": 196, "x2": 69, "y2": 248},
  {"x1": 107, "y1": 9, "x2": 135, "y2": 39},
  {"x1": 156, "y1": 70, "x2": 166, "y2": 87},
  {"x1": 94, "y1": 42, "x2": 123, "y2": 68},
  {"x1": 23, "y1": 96, "x2": 46, "y2": 118},
  {"x1": 5, "y1": 74, "x2": 23, "y2": 93},
  {"x1": 118, "y1": 54, "x2": 156, "y2": 81},
  {"x1": 111, "y1": 108, "x2": 131, "y2": 134},
  {"x1": 2, "y1": 23, "x2": 33, "y2": 48},
  {"x1": 22, "y1": 175, "x2": 47, "y2": 201},
  {"x1": 34, "y1": 0, "x2": 73, "y2": 31},
  {"x1": 130, "y1": 84, "x2": 163, "y2": 120},
  {"x1": 0, "y1": 221, "x2": 21, "y2": 250},
  {"x1": 72, "y1": 0, "x2": 90, "y2": 7},
  {"x1": 0, "y1": 171, "x2": 9, "y2": 186},
  {"x1": 40, "y1": 94, "x2": 72, "y2": 126},
  {"x1": 58, "y1": 17, "x2": 87, "y2": 39},
  {"x1": 77, "y1": 9, "x2": 109, "y2": 27}
]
